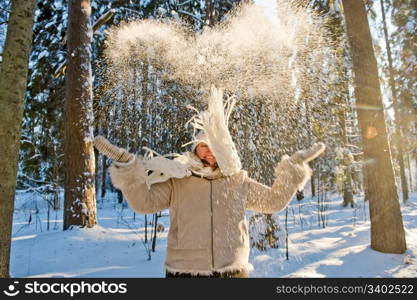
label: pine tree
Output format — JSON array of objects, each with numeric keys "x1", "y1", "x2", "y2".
[
  {"x1": 309, "y1": 0, "x2": 359, "y2": 207},
  {"x1": 63, "y1": 0, "x2": 96, "y2": 230},
  {"x1": 0, "y1": 0, "x2": 36, "y2": 278},
  {"x1": 342, "y1": 0, "x2": 406, "y2": 253},
  {"x1": 379, "y1": 0, "x2": 409, "y2": 202},
  {"x1": 19, "y1": 0, "x2": 67, "y2": 197},
  {"x1": 391, "y1": 0, "x2": 417, "y2": 191}
]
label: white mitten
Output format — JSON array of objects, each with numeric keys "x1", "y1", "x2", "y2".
[
  {"x1": 287, "y1": 142, "x2": 326, "y2": 165},
  {"x1": 275, "y1": 142, "x2": 326, "y2": 190}
]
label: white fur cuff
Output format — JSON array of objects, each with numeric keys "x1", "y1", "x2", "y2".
[
  {"x1": 109, "y1": 155, "x2": 146, "y2": 190},
  {"x1": 275, "y1": 158, "x2": 312, "y2": 191}
]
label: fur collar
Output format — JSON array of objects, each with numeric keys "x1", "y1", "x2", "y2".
[
  {"x1": 141, "y1": 150, "x2": 224, "y2": 188},
  {"x1": 179, "y1": 151, "x2": 224, "y2": 180}
]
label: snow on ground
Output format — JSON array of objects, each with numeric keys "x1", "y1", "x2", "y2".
[
  {"x1": 10, "y1": 190, "x2": 417, "y2": 278},
  {"x1": 250, "y1": 193, "x2": 417, "y2": 278}
]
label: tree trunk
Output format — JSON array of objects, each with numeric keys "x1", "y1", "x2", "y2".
[
  {"x1": 140, "y1": 63, "x2": 149, "y2": 153},
  {"x1": 302, "y1": 98, "x2": 316, "y2": 197},
  {"x1": 101, "y1": 154, "x2": 107, "y2": 199},
  {"x1": 285, "y1": 207, "x2": 289, "y2": 260},
  {"x1": 0, "y1": 0, "x2": 36, "y2": 278},
  {"x1": 63, "y1": 0, "x2": 97, "y2": 230},
  {"x1": 310, "y1": 175, "x2": 316, "y2": 197},
  {"x1": 406, "y1": 154, "x2": 414, "y2": 192},
  {"x1": 340, "y1": 109, "x2": 354, "y2": 207},
  {"x1": 205, "y1": 0, "x2": 215, "y2": 27},
  {"x1": 380, "y1": 0, "x2": 409, "y2": 203},
  {"x1": 343, "y1": 167, "x2": 354, "y2": 207},
  {"x1": 151, "y1": 213, "x2": 158, "y2": 252},
  {"x1": 342, "y1": 0, "x2": 406, "y2": 253},
  {"x1": 144, "y1": 214, "x2": 148, "y2": 243},
  {"x1": 100, "y1": 125, "x2": 108, "y2": 200}
]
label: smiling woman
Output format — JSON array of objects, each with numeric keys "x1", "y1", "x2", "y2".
[
  {"x1": 105, "y1": 138, "x2": 324, "y2": 278},
  {"x1": 93, "y1": 87, "x2": 325, "y2": 277},
  {"x1": 193, "y1": 135, "x2": 218, "y2": 169}
]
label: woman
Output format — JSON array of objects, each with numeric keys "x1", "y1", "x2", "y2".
[{"x1": 96, "y1": 131, "x2": 325, "y2": 278}]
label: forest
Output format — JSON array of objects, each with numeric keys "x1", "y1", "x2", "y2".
[{"x1": 0, "y1": 0, "x2": 416, "y2": 278}]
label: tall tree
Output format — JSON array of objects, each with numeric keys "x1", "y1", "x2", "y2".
[
  {"x1": 19, "y1": 0, "x2": 67, "y2": 199},
  {"x1": 0, "y1": 0, "x2": 36, "y2": 278},
  {"x1": 63, "y1": 0, "x2": 96, "y2": 230},
  {"x1": 309, "y1": 0, "x2": 358, "y2": 207},
  {"x1": 342, "y1": 0, "x2": 406, "y2": 253},
  {"x1": 391, "y1": 0, "x2": 417, "y2": 191},
  {"x1": 380, "y1": 0, "x2": 409, "y2": 203}
]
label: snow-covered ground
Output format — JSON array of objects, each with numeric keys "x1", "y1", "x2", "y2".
[{"x1": 10, "y1": 190, "x2": 417, "y2": 278}]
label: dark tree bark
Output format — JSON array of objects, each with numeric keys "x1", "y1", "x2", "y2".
[
  {"x1": 342, "y1": 0, "x2": 406, "y2": 253},
  {"x1": 0, "y1": 0, "x2": 36, "y2": 278},
  {"x1": 101, "y1": 154, "x2": 107, "y2": 199},
  {"x1": 63, "y1": 0, "x2": 97, "y2": 230},
  {"x1": 205, "y1": 0, "x2": 215, "y2": 27}
]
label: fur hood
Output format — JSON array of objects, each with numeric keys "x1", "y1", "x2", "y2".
[{"x1": 129, "y1": 150, "x2": 223, "y2": 189}]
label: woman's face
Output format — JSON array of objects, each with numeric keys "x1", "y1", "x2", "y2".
[{"x1": 195, "y1": 143, "x2": 217, "y2": 167}]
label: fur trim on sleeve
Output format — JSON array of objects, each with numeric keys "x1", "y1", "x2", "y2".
[
  {"x1": 274, "y1": 156, "x2": 312, "y2": 191},
  {"x1": 109, "y1": 155, "x2": 146, "y2": 191}
]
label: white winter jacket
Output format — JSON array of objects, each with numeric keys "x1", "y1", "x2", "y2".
[{"x1": 109, "y1": 151, "x2": 311, "y2": 276}]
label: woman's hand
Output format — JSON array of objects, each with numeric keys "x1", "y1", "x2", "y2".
[
  {"x1": 275, "y1": 142, "x2": 326, "y2": 187},
  {"x1": 287, "y1": 142, "x2": 326, "y2": 164}
]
